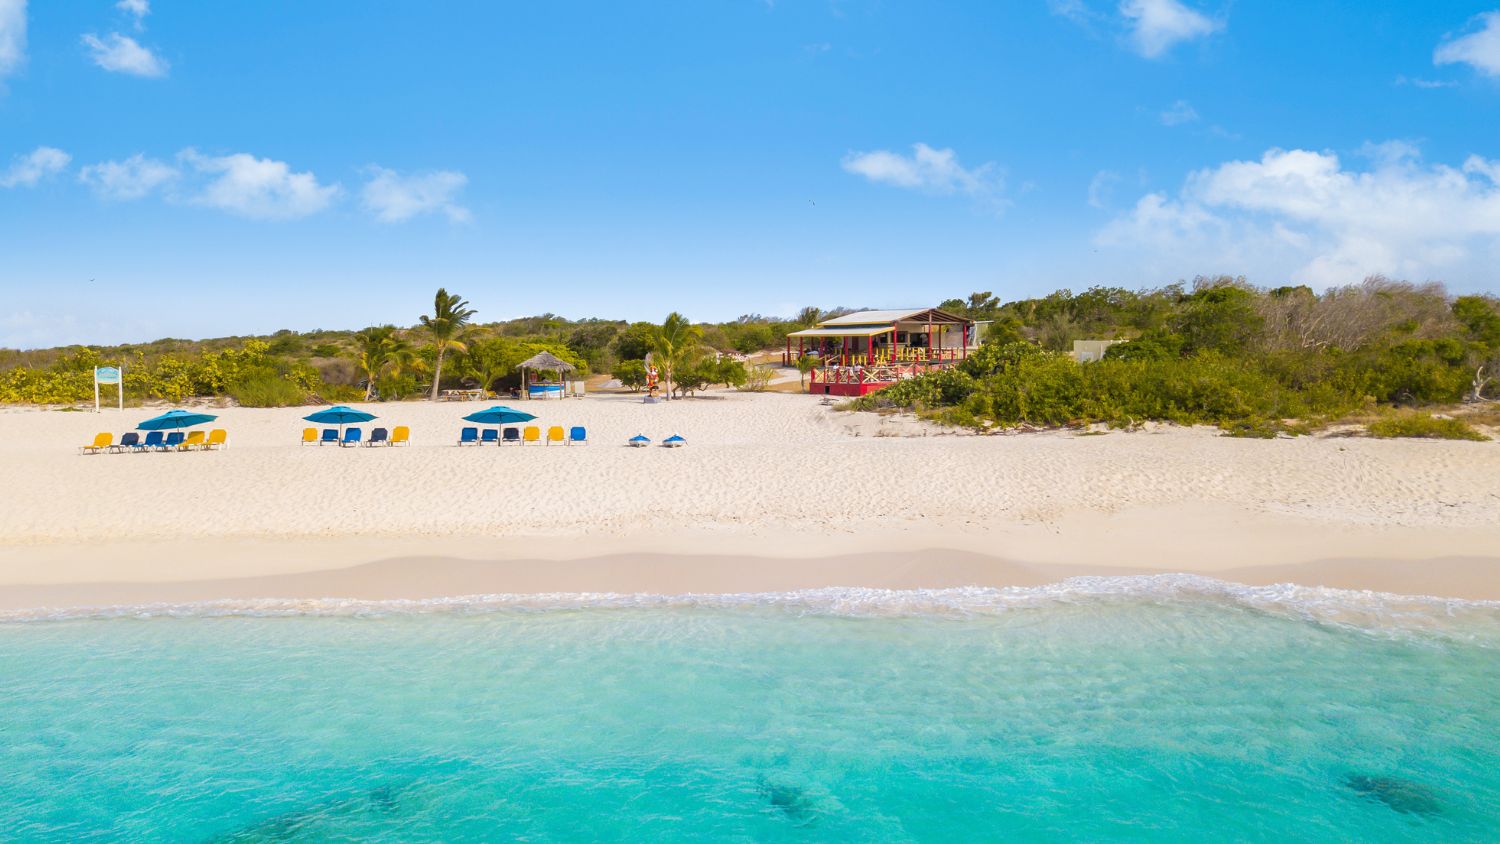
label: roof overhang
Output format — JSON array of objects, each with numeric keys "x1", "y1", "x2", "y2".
[{"x1": 786, "y1": 326, "x2": 895, "y2": 338}]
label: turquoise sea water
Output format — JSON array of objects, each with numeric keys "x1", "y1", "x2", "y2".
[{"x1": 2, "y1": 577, "x2": 1498, "y2": 842}]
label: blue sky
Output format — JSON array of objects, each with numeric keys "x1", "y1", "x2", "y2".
[{"x1": 3, "y1": 1, "x2": 1500, "y2": 347}]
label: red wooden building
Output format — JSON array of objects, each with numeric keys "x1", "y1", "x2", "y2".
[{"x1": 783, "y1": 308, "x2": 976, "y2": 397}]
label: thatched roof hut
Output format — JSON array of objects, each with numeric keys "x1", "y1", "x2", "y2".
[
  {"x1": 516, "y1": 351, "x2": 576, "y2": 374},
  {"x1": 517, "y1": 350, "x2": 578, "y2": 397}
]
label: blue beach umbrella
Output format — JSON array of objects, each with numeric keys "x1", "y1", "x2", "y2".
[
  {"x1": 303, "y1": 405, "x2": 377, "y2": 437},
  {"x1": 628, "y1": 434, "x2": 651, "y2": 447},
  {"x1": 137, "y1": 409, "x2": 218, "y2": 430},
  {"x1": 663, "y1": 434, "x2": 686, "y2": 448},
  {"x1": 462, "y1": 406, "x2": 537, "y2": 427}
]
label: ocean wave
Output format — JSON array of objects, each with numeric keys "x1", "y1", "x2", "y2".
[{"x1": 4, "y1": 575, "x2": 1498, "y2": 642}]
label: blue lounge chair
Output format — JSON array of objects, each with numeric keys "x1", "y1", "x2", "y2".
[
  {"x1": 501, "y1": 427, "x2": 521, "y2": 445},
  {"x1": 320, "y1": 428, "x2": 339, "y2": 446},
  {"x1": 366, "y1": 427, "x2": 389, "y2": 447},
  {"x1": 568, "y1": 426, "x2": 587, "y2": 445},
  {"x1": 458, "y1": 427, "x2": 479, "y2": 446},
  {"x1": 480, "y1": 429, "x2": 499, "y2": 445},
  {"x1": 163, "y1": 431, "x2": 185, "y2": 451},
  {"x1": 114, "y1": 432, "x2": 141, "y2": 453},
  {"x1": 142, "y1": 431, "x2": 165, "y2": 451},
  {"x1": 341, "y1": 427, "x2": 362, "y2": 447}
]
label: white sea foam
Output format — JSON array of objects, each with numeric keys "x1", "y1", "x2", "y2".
[{"x1": 5, "y1": 575, "x2": 1498, "y2": 643}]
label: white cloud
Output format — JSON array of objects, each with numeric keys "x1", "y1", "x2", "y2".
[
  {"x1": 1120, "y1": 0, "x2": 1220, "y2": 58},
  {"x1": 79, "y1": 153, "x2": 178, "y2": 200},
  {"x1": 1098, "y1": 144, "x2": 1500, "y2": 287},
  {"x1": 180, "y1": 149, "x2": 339, "y2": 219},
  {"x1": 1088, "y1": 170, "x2": 1120, "y2": 209},
  {"x1": 116, "y1": 0, "x2": 149, "y2": 20},
  {"x1": 1159, "y1": 99, "x2": 1199, "y2": 126},
  {"x1": 841, "y1": 143, "x2": 1003, "y2": 201},
  {"x1": 0, "y1": 146, "x2": 69, "y2": 188},
  {"x1": 1395, "y1": 74, "x2": 1458, "y2": 89},
  {"x1": 1048, "y1": 0, "x2": 1095, "y2": 26},
  {"x1": 1434, "y1": 11, "x2": 1500, "y2": 77},
  {"x1": 0, "y1": 0, "x2": 24, "y2": 82},
  {"x1": 360, "y1": 167, "x2": 471, "y2": 223},
  {"x1": 82, "y1": 32, "x2": 168, "y2": 77}
]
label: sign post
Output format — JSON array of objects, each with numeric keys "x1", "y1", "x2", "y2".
[{"x1": 94, "y1": 366, "x2": 122, "y2": 413}]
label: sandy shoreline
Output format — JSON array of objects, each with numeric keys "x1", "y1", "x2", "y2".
[{"x1": 3, "y1": 392, "x2": 1499, "y2": 608}]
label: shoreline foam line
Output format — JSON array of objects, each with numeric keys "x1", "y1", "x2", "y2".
[{"x1": 4, "y1": 575, "x2": 1498, "y2": 642}]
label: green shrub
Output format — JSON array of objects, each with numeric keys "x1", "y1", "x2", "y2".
[
  {"x1": 228, "y1": 372, "x2": 308, "y2": 407},
  {"x1": 1367, "y1": 413, "x2": 1488, "y2": 441},
  {"x1": 612, "y1": 359, "x2": 648, "y2": 391}
]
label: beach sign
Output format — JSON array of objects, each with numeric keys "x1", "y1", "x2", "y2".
[{"x1": 94, "y1": 365, "x2": 123, "y2": 412}]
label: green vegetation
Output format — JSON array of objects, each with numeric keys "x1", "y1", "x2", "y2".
[
  {"x1": 868, "y1": 277, "x2": 1500, "y2": 434},
  {"x1": 647, "y1": 312, "x2": 705, "y2": 400},
  {"x1": 420, "y1": 288, "x2": 478, "y2": 401},
  {"x1": 6, "y1": 277, "x2": 1498, "y2": 430},
  {"x1": 1367, "y1": 412, "x2": 1488, "y2": 441}
]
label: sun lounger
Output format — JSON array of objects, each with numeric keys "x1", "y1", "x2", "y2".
[
  {"x1": 662, "y1": 434, "x2": 686, "y2": 448},
  {"x1": 341, "y1": 427, "x2": 362, "y2": 447},
  {"x1": 178, "y1": 430, "x2": 206, "y2": 451},
  {"x1": 628, "y1": 434, "x2": 650, "y2": 447},
  {"x1": 458, "y1": 427, "x2": 479, "y2": 446},
  {"x1": 80, "y1": 432, "x2": 111, "y2": 454},
  {"x1": 202, "y1": 429, "x2": 228, "y2": 450},
  {"x1": 142, "y1": 431, "x2": 166, "y2": 451},
  {"x1": 391, "y1": 426, "x2": 410, "y2": 446},
  {"x1": 114, "y1": 432, "x2": 141, "y2": 452},
  {"x1": 546, "y1": 426, "x2": 565, "y2": 445},
  {"x1": 302, "y1": 427, "x2": 318, "y2": 445},
  {"x1": 501, "y1": 427, "x2": 520, "y2": 445},
  {"x1": 481, "y1": 429, "x2": 499, "y2": 445},
  {"x1": 367, "y1": 427, "x2": 389, "y2": 446},
  {"x1": 320, "y1": 428, "x2": 339, "y2": 446},
  {"x1": 522, "y1": 426, "x2": 540, "y2": 445},
  {"x1": 164, "y1": 432, "x2": 186, "y2": 451},
  {"x1": 568, "y1": 426, "x2": 587, "y2": 445}
]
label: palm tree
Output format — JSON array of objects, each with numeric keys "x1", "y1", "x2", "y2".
[
  {"x1": 354, "y1": 325, "x2": 414, "y2": 400},
  {"x1": 649, "y1": 312, "x2": 705, "y2": 400},
  {"x1": 420, "y1": 288, "x2": 477, "y2": 401}
]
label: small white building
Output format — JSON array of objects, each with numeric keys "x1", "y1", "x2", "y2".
[{"x1": 1071, "y1": 339, "x2": 1123, "y2": 363}]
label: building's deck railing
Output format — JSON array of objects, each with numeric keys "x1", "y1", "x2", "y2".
[
  {"x1": 810, "y1": 360, "x2": 957, "y2": 389},
  {"x1": 785, "y1": 347, "x2": 967, "y2": 367}
]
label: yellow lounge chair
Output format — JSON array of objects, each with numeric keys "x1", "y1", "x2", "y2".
[
  {"x1": 301, "y1": 427, "x2": 318, "y2": 445},
  {"x1": 522, "y1": 425, "x2": 541, "y2": 445},
  {"x1": 80, "y1": 432, "x2": 112, "y2": 455},
  {"x1": 391, "y1": 425, "x2": 410, "y2": 446},
  {"x1": 546, "y1": 426, "x2": 565, "y2": 445},
  {"x1": 178, "y1": 430, "x2": 206, "y2": 451},
  {"x1": 203, "y1": 429, "x2": 228, "y2": 450}
]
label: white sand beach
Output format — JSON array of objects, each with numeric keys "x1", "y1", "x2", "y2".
[{"x1": 2, "y1": 391, "x2": 1498, "y2": 607}]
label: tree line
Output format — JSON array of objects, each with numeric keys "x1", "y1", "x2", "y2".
[{"x1": 861, "y1": 276, "x2": 1500, "y2": 437}]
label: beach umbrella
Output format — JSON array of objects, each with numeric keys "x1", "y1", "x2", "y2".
[
  {"x1": 303, "y1": 405, "x2": 377, "y2": 438},
  {"x1": 628, "y1": 434, "x2": 651, "y2": 448},
  {"x1": 663, "y1": 434, "x2": 686, "y2": 448},
  {"x1": 462, "y1": 406, "x2": 537, "y2": 426},
  {"x1": 137, "y1": 409, "x2": 218, "y2": 430},
  {"x1": 463, "y1": 405, "x2": 538, "y2": 441}
]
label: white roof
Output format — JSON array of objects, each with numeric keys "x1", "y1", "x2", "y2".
[{"x1": 818, "y1": 309, "x2": 928, "y2": 326}]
